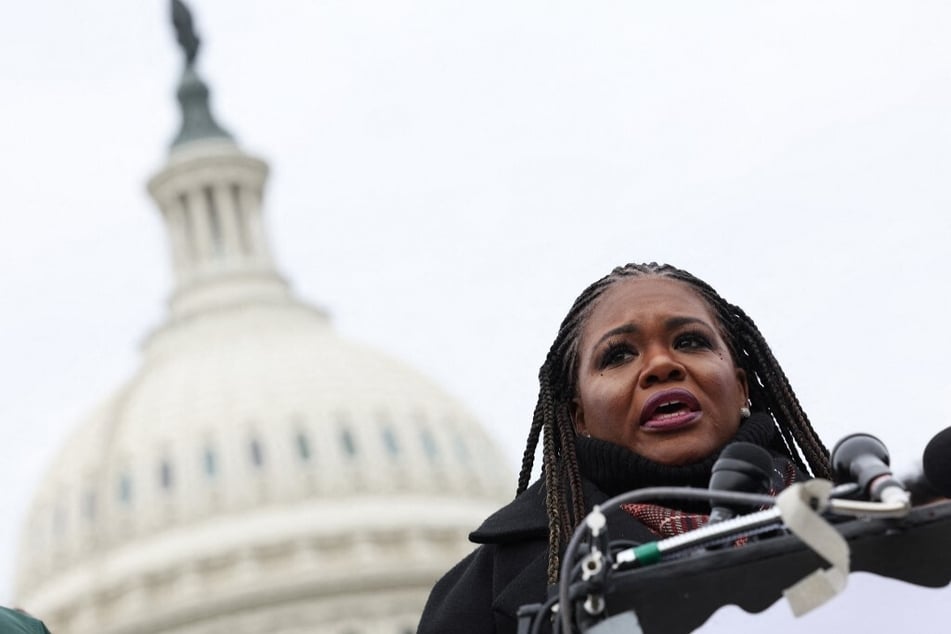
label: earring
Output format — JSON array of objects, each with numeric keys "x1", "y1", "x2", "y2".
[{"x1": 740, "y1": 406, "x2": 751, "y2": 419}]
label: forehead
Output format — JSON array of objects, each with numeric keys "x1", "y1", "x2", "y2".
[{"x1": 582, "y1": 277, "x2": 717, "y2": 337}]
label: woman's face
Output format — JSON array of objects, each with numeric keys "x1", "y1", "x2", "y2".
[{"x1": 572, "y1": 277, "x2": 749, "y2": 465}]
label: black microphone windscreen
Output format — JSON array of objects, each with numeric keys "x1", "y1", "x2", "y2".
[
  {"x1": 904, "y1": 470, "x2": 944, "y2": 506},
  {"x1": 719, "y1": 442, "x2": 774, "y2": 474},
  {"x1": 831, "y1": 433, "x2": 890, "y2": 486},
  {"x1": 708, "y1": 442, "x2": 775, "y2": 523},
  {"x1": 923, "y1": 427, "x2": 951, "y2": 498}
]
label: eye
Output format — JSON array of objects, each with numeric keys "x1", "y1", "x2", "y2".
[
  {"x1": 599, "y1": 342, "x2": 636, "y2": 368},
  {"x1": 674, "y1": 331, "x2": 713, "y2": 351}
]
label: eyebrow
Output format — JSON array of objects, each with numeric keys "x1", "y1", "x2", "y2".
[{"x1": 590, "y1": 316, "x2": 711, "y2": 354}]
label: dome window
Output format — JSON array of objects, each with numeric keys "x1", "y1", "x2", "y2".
[
  {"x1": 203, "y1": 447, "x2": 218, "y2": 478},
  {"x1": 420, "y1": 429, "x2": 439, "y2": 462},
  {"x1": 117, "y1": 474, "x2": 133, "y2": 505},
  {"x1": 295, "y1": 431, "x2": 312, "y2": 463},
  {"x1": 382, "y1": 426, "x2": 400, "y2": 457},
  {"x1": 159, "y1": 459, "x2": 174, "y2": 490},
  {"x1": 340, "y1": 428, "x2": 358, "y2": 458},
  {"x1": 249, "y1": 438, "x2": 265, "y2": 468}
]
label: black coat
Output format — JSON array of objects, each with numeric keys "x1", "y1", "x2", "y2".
[{"x1": 417, "y1": 477, "x2": 657, "y2": 634}]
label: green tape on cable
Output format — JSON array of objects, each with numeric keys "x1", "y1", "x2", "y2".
[{"x1": 633, "y1": 542, "x2": 661, "y2": 565}]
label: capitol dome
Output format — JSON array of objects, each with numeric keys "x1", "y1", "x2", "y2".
[{"x1": 13, "y1": 7, "x2": 510, "y2": 633}]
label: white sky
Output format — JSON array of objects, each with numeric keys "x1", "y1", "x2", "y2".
[{"x1": 2, "y1": 0, "x2": 950, "y2": 629}]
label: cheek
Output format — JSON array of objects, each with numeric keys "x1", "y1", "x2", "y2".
[
  {"x1": 710, "y1": 364, "x2": 745, "y2": 400},
  {"x1": 698, "y1": 363, "x2": 744, "y2": 416},
  {"x1": 579, "y1": 379, "x2": 628, "y2": 428},
  {"x1": 718, "y1": 373, "x2": 742, "y2": 400}
]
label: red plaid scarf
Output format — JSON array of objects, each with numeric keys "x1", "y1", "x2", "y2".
[
  {"x1": 621, "y1": 460, "x2": 798, "y2": 538},
  {"x1": 620, "y1": 503, "x2": 709, "y2": 537}
]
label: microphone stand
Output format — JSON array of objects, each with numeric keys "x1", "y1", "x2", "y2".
[
  {"x1": 551, "y1": 483, "x2": 928, "y2": 634},
  {"x1": 598, "y1": 499, "x2": 951, "y2": 633}
]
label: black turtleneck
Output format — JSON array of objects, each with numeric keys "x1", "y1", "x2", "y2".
[{"x1": 574, "y1": 412, "x2": 780, "y2": 499}]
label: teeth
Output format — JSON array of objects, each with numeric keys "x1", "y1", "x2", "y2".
[{"x1": 650, "y1": 400, "x2": 687, "y2": 419}]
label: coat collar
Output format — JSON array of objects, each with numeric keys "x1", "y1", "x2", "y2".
[
  {"x1": 469, "y1": 479, "x2": 549, "y2": 544},
  {"x1": 470, "y1": 478, "x2": 622, "y2": 544}
]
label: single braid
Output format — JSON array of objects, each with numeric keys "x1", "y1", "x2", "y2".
[
  {"x1": 519, "y1": 262, "x2": 832, "y2": 585},
  {"x1": 517, "y1": 384, "x2": 547, "y2": 495},
  {"x1": 542, "y1": 405, "x2": 562, "y2": 584},
  {"x1": 557, "y1": 406, "x2": 586, "y2": 529}
]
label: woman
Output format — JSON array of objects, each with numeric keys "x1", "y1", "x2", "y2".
[{"x1": 418, "y1": 262, "x2": 831, "y2": 634}]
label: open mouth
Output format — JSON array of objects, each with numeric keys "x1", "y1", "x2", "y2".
[{"x1": 640, "y1": 388, "x2": 702, "y2": 431}]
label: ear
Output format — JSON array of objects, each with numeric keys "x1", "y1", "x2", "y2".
[
  {"x1": 735, "y1": 367, "x2": 750, "y2": 407},
  {"x1": 570, "y1": 398, "x2": 588, "y2": 436}
]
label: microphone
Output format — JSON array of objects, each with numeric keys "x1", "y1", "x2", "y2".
[
  {"x1": 831, "y1": 433, "x2": 907, "y2": 504},
  {"x1": 923, "y1": 426, "x2": 951, "y2": 498},
  {"x1": 708, "y1": 442, "x2": 775, "y2": 523}
]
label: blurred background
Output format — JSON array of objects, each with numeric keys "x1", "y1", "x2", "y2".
[{"x1": 2, "y1": 1, "x2": 950, "y2": 631}]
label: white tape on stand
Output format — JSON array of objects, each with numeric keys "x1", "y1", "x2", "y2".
[{"x1": 775, "y1": 479, "x2": 850, "y2": 616}]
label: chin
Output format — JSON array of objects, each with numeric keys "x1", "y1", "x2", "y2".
[
  {"x1": 655, "y1": 454, "x2": 701, "y2": 466},
  {"x1": 640, "y1": 443, "x2": 712, "y2": 466}
]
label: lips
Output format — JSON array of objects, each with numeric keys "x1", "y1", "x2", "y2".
[{"x1": 639, "y1": 388, "x2": 702, "y2": 431}]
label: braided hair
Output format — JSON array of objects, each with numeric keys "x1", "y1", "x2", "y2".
[{"x1": 515, "y1": 263, "x2": 832, "y2": 584}]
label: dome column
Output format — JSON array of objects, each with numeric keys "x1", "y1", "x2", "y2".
[
  {"x1": 148, "y1": 145, "x2": 293, "y2": 321},
  {"x1": 211, "y1": 182, "x2": 245, "y2": 259},
  {"x1": 163, "y1": 196, "x2": 191, "y2": 278}
]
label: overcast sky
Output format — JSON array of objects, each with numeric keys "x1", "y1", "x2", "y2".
[{"x1": 2, "y1": 0, "x2": 950, "y2": 629}]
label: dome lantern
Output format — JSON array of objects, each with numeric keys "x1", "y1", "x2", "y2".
[{"x1": 147, "y1": 1, "x2": 297, "y2": 327}]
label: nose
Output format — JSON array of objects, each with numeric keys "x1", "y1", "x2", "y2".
[{"x1": 639, "y1": 346, "x2": 685, "y2": 387}]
